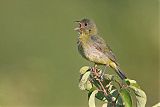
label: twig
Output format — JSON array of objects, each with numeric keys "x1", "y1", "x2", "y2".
[{"x1": 91, "y1": 67, "x2": 108, "y2": 96}]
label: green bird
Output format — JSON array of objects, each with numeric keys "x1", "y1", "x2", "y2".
[{"x1": 74, "y1": 18, "x2": 127, "y2": 80}]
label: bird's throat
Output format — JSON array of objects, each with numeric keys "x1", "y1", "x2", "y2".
[{"x1": 79, "y1": 33, "x2": 90, "y2": 44}]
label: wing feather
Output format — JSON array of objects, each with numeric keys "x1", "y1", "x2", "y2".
[{"x1": 90, "y1": 35, "x2": 117, "y2": 62}]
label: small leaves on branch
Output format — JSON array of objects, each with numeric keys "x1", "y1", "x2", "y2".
[{"x1": 79, "y1": 66, "x2": 147, "y2": 107}]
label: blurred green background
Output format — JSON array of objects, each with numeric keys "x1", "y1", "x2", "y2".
[{"x1": 0, "y1": 0, "x2": 159, "y2": 107}]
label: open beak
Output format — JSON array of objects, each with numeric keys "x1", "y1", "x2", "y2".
[{"x1": 74, "y1": 21, "x2": 81, "y2": 31}]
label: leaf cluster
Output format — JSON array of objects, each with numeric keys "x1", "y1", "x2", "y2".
[{"x1": 79, "y1": 66, "x2": 147, "y2": 107}]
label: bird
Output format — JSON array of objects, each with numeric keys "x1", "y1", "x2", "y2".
[{"x1": 74, "y1": 18, "x2": 127, "y2": 80}]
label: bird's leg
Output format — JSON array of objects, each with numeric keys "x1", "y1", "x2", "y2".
[
  {"x1": 94, "y1": 64, "x2": 97, "y2": 69},
  {"x1": 105, "y1": 63, "x2": 110, "y2": 72},
  {"x1": 92, "y1": 64, "x2": 97, "y2": 72},
  {"x1": 100, "y1": 64, "x2": 109, "y2": 80}
]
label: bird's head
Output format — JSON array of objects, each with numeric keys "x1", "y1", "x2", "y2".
[{"x1": 74, "y1": 18, "x2": 97, "y2": 35}]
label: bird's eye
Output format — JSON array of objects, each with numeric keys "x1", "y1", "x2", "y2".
[
  {"x1": 79, "y1": 24, "x2": 81, "y2": 27},
  {"x1": 84, "y1": 23, "x2": 87, "y2": 26}
]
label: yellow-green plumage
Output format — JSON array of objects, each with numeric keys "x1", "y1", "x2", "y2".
[{"x1": 75, "y1": 18, "x2": 127, "y2": 80}]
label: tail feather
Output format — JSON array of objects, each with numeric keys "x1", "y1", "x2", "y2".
[
  {"x1": 115, "y1": 67, "x2": 127, "y2": 80},
  {"x1": 109, "y1": 62, "x2": 127, "y2": 80}
]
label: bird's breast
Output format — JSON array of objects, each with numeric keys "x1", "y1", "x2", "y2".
[
  {"x1": 77, "y1": 38, "x2": 88, "y2": 60},
  {"x1": 77, "y1": 38, "x2": 109, "y2": 65}
]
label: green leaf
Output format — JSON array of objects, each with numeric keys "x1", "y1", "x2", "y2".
[
  {"x1": 95, "y1": 91, "x2": 107, "y2": 102},
  {"x1": 79, "y1": 66, "x2": 90, "y2": 74},
  {"x1": 85, "y1": 80, "x2": 93, "y2": 90},
  {"x1": 126, "y1": 79, "x2": 147, "y2": 107},
  {"x1": 89, "y1": 90, "x2": 98, "y2": 107},
  {"x1": 119, "y1": 88, "x2": 132, "y2": 107},
  {"x1": 104, "y1": 74, "x2": 114, "y2": 80},
  {"x1": 102, "y1": 103, "x2": 108, "y2": 107},
  {"x1": 79, "y1": 71, "x2": 91, "y2": 90},
  {"x1": 129, "y1": 86, "x2": 147, "y2": 107},
  {"x1": 125, "y1": 79, "x2": 140, "y2": 89},
  {"x1": 152, "y1": 102, "x2": 160, "y2": 107}
]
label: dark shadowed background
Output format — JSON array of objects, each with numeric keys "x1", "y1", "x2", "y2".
[{"x1": 0, "y1": 0, "x2": 159, "y2": 107}]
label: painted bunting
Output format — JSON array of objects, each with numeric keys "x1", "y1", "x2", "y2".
[{"x1": 74, "y1": 18, "x2": 127, "y2": 80}]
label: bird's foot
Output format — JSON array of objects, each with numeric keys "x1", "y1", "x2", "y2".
[
  {"x1": 100, "y1": 71, "x2": 105, "y2": 81},
  {"x1": 91, "y1": 66, "x2": 104, "y2": 81}
]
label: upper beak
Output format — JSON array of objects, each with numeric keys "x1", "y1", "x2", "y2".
[{"x1": 74, "y1": 20, "x2": 80, "y2": 23}]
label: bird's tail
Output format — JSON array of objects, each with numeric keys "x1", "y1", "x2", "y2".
[
  {"x1": 109, "y1": 62, "x2": 127, "y2": 80},
  {"x1": 115, "y1": 66, "x2": 127, "y2": 80}
]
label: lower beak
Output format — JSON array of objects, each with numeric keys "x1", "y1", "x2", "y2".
[{"x1": 74, "y1": 27, "x2": 80, "y2": 31}]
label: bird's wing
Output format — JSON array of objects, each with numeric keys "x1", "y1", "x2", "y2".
[{"x1": 90, "y1": 35, "x2": 117, "y2": 62}]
